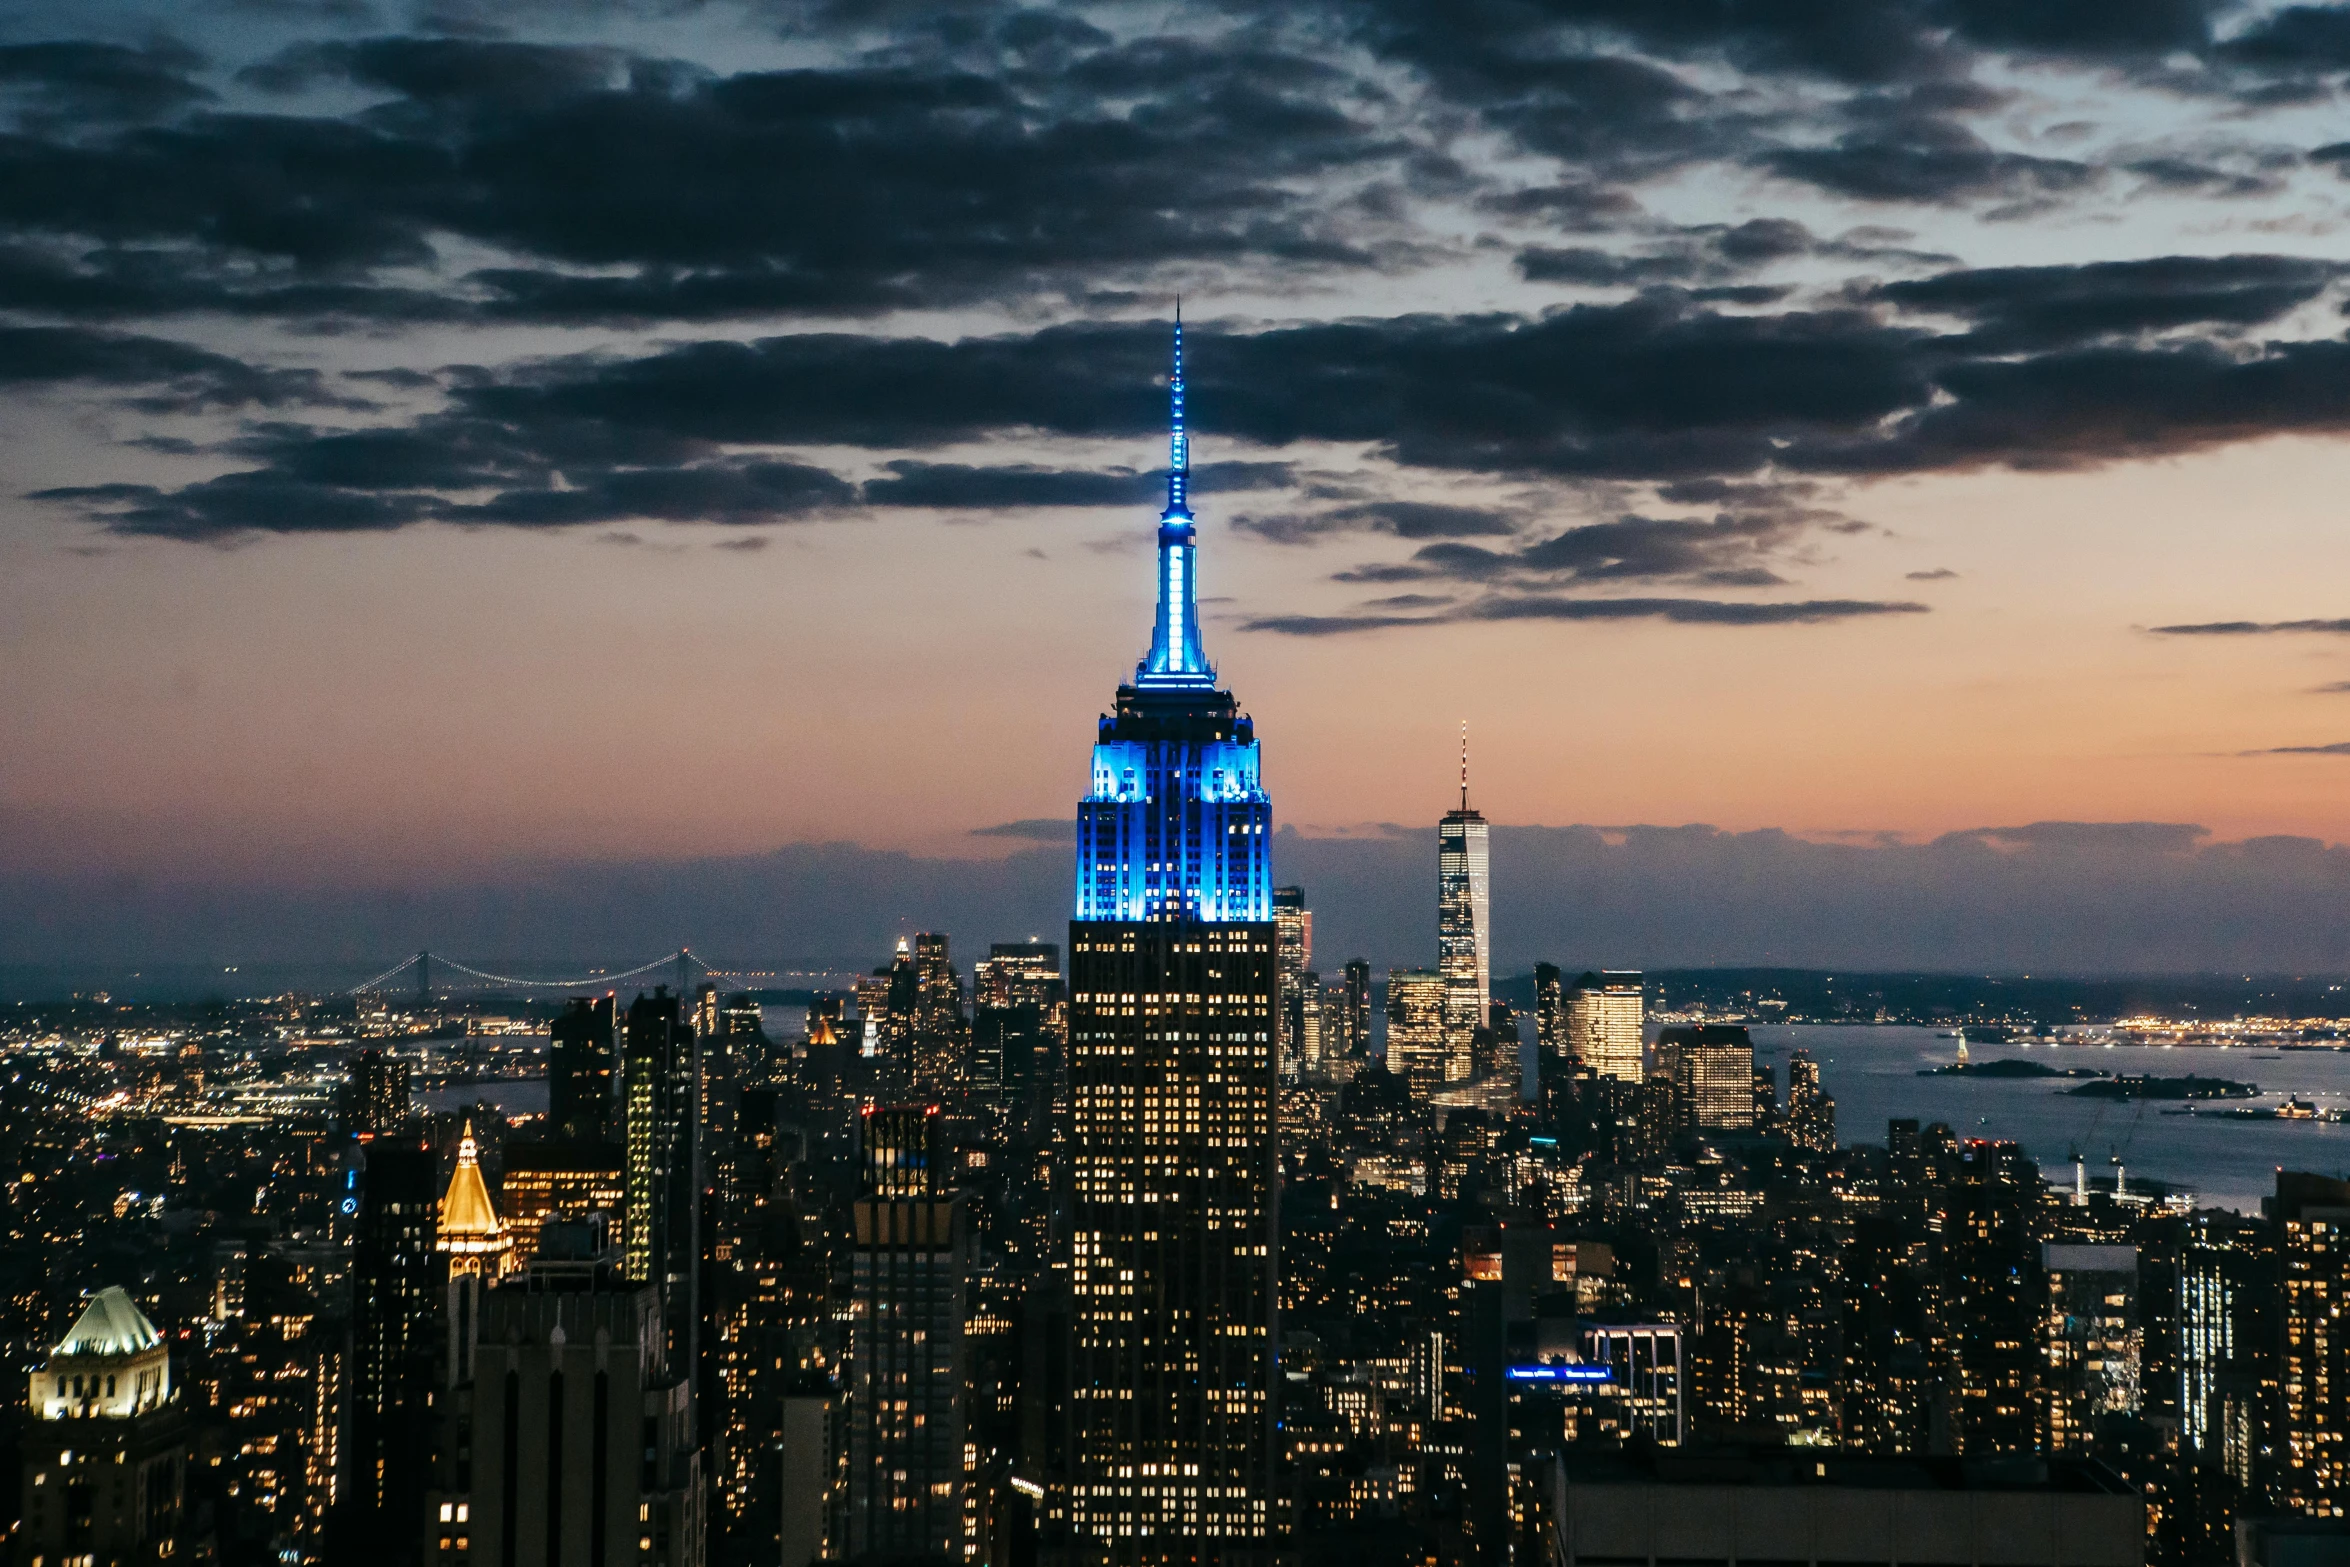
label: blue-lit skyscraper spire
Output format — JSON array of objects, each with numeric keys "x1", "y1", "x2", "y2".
[
  {"x1": 1166, "y1": 302, "x2": 1188, "y2": 517},
  {"x1": 1138, "y1": 309, "x2": 1215, "y2": 689}
]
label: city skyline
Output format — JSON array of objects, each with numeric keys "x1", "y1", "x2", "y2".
[
  {"x1": 20, "y1": 3, "x2": 2350, "y2": 978},
  {"x1": 29, "y1": 7, "x2": 2350, "y2": 1566}
]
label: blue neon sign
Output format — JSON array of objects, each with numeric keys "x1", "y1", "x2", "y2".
[{"x1": 1504, "y1": 1365, "x2": 1614, "y2": 1384}]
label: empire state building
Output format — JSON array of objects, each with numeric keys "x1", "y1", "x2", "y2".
[{"x1": 1060, "y1": 318, "x2": 1279, "y2": 1564}]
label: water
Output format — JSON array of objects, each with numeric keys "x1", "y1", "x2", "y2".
[
  {"x1": 411, "y1": 1005, "x2": 803, "y2": 1123},
  {"x1": 1766, "y1": 1024, "x2": 2350, "y2": 1213},
  {"x1": 420, "y1": 1081, "x2": 549, "y2": 1118}
]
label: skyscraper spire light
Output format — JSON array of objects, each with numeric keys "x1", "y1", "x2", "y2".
[
  {"x1": 1138, "y1": 311, "x2": 1214, "y2": 689},
  {"x1": 1461, "y1": 720, "x2": 1470, "y2": 811},
  {"x1": 1166, "y1": 298, "x2": 1187, "y2": 520}
]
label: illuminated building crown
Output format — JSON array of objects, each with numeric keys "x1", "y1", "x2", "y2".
[{"x1": 1075, "y1": 313, "x2": 1273, "y2": 923}]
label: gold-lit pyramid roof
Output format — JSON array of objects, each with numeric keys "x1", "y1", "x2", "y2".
[
  {"x1": 440, "y1": 1122, "x2": 505, "y2": 1247},
  {"x1": 809, "y1": 1013, "x2": 839, "y2": 1048}
]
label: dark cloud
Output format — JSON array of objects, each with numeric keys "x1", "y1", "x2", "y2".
[
  {"x1": 1767, "y1": 133, "x2": 2097, "y2": 207},
  {"x1": 969, "y1": 818, "x2": 1072, "y2": 841},
  {"x1": 60, "y1": 277, "x2": 2350, "y2": 538},
  {"x1": 1876, "y1": 254, "x2": 2338, "y2": 351},
  {"x1": 1243, "y1": 594, "x2": 1925, "y2": 635},
  {"x1": 47, "y1": 268, "x2": 2350, "y2": 542},
  {"x1": 1905, "y1": 567, "x2": 1958, "y2": 580},
  {"x1": 0, "y1": 31, "x2": 1409, "y2": 322},
  {"x1": 2221, "y1": 6, "x2": 2350, "y2": 71},
  {"x1": 1946, "y1": 820, "x2": 2209, "y2": 853},
  {"x1": 2123, "y1": 157, "x2": 2287, "y2": 200},
  {"x1": 0, "y1": 325, "x2": 340, "y2": 410},
  {"x1": 1464, "y1": 594, "x2": 1925, "y2": 625},
  {"x1": 2149, "y1": 618, "x2": 2350, "y2": 636},
  {"x1": 1790, "y1": 337, "x2": 2350, "y2": 475},
  {"x1": 1375, "y1": 509, "x2": 1826, "y2": 586},
  {"x1": 1237, "y1": 499, "x2": 1520, "y2": 544},
  {"x1": 0, "y1": 41, "x2": 215, "y2": 128},
  {"x1": 456, "y1": 301, "x2": 1938, "y2": 481},
  {"x1": 1522, "y1": 217, "x2": 1955, "y2": 291},
  {"x1": 861, "y1": 459, "x2": 1289, "y2": 510},
  {"x1": 43, "y1": 451, "x2": 855, "y2": 541},
  {"x1": 2258, "y1": 742, "x2": 2350, "y2": 756},
  {"x1": 1936, "y1": 0, "x2": 2220, "y2": 55}
]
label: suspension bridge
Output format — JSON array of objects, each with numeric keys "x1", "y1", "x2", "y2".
[{"x1": 346, "y1": 947, "x2": 736, "y2": 1000}]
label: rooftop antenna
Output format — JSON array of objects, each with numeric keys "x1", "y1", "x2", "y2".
[{"x1": 1459, "y1": 721, "x2": 1470, "y2": 811}]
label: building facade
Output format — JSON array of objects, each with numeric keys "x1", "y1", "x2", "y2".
[
  {"x1": 427, "y1": 1217, "x2": 703, "y2": 1567},
  {"x1": 622, "y1": 987, "x2": 698, "y2": 1385},
  {"x1": 2041, "y1": 1243, "x2": 2140, "y2": 1453},
  {"x1": 1565, "y1": 973, "x2": 1644, "y2": 1083},
  {"x1": 1385, "y1": 967, "x2": 1451, "y2": 1100},
  {"x1": 348, "y1": 1139, "x2": 442, "y2": 1556},
  {"x1": 846, "y1": 1105, "x2": 969, "y2": 1560},
  {"x1": 1274, "y1": 886, "x2": 1312, "y2": 1066},
  {"x1": 1659, "y1": 1025, "x2": 1756, "y2": 1132},
  {"x1": 550, "y1": 996, "x2": 617, "y2": 1142},
  {"x1": 1060, "y1": 320, "x2": 1279, "y2": 1564},
  {"x1": 2277, "y1": 1173, "x2": 2350, "y2": 1511}
]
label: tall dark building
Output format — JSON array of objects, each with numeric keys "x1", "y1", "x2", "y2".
[
  {"x1": 347, "y1": 1048, "x2": 412, "y2": 1135},
  {"x1": 2176, "y1": 1208, "x2": 2274, "y2": 1489},
  {"x1": 343, "y1": 1139, "x2": 442, "y2": 1561},
  {"x1": 710, "y1": 1087, "x2": 832, "y2": 1558},
  {"x1": 1340, "y1": 958, "x2": 1372, "y2": 1059},
  {"x1": 2276, "y1": 1170, "x2": 2350, "y2": 1511},
  {"x1": 1061, "y1": 319, "x2": 1279, "y2": 1563},
  {"x1": 846, "y1": 1102, "x2": 968, "y2": 1561},
  {"x1": 550, "y1": 995, "x2": 617, "y2": 1142},
  {"x1": 1785, "y1": 1048, "x2": 1835, "y2": 1152},
  {"x1": 1273, "y1": 885, "x2": 1310, "y2": 1062},
  {"x1": 911, "y1": 933, "x2": 968, "y2": 1096},
  {"x1": 1533, "y1": 963, "x2": 1565, "y2": 1065},
  {"x1": 426, "y1": 1216, "x2": 703, "y2": 1566},
  {"x1": 623, "y1": 988, "x2": 699, "y2": 1391},
  {"x1": 1942, "y1": 1139, "x2": 2043, "y2": 1455}
]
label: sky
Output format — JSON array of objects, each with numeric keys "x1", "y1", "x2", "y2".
[{"x1": 13, "y1": 0, "x2": 2350, "y2": 977}]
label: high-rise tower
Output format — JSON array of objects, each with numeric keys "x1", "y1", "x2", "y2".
[
  {"x1": 1437, "y1": 727, "x2": 1490, "y2": 1080},
  {"x1": 1062, "y1": 316, "x2": 1278, "y2": 1564}
]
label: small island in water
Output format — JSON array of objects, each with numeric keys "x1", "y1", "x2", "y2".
[
  {"x1": 2065, "y1": 1073, "x2": 2259, "y2": 1101},
  {"x1": 1920, "y1": 1058, "x2": 2104, "y2": 1079}
]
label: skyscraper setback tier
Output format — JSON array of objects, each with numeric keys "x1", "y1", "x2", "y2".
[{"x1": 1062, "y1": 318, "x2": 1279, "y2": 1564}]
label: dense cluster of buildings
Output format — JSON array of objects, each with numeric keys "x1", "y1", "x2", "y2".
[{"x1": 11, "y1": 328, "x2": 2350, "y2": 1567}]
